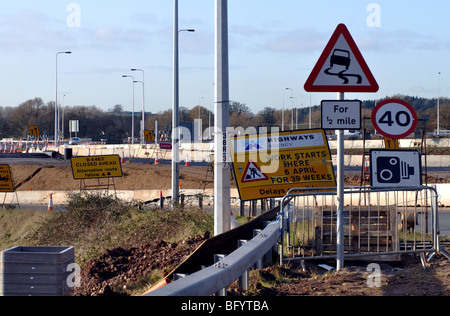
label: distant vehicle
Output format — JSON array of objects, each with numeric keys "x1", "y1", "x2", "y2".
[
  {"x1": 330, "y1": 49, "x2": 351, "y2": 70},
  {"x1": 333, "y1": 130, "x2": 362, "y2": 140},
  {"x1": 69, "y1": 137, "x2": 82, "y2": 145}
]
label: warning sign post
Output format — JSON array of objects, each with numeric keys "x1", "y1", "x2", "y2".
[{"x1": 231, "y1": 129, "x2": 336, "y2": 201}]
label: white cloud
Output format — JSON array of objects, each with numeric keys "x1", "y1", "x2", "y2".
[
  {"x1": 0, "y1": 10, "x2": 73, "y2": 52},
  {"x1": 263, "y1": 29, "x2": 329, "y2": 54}
]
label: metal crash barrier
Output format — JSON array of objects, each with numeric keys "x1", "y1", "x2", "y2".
[
  {"x1": 280, "y1": 186, "x2": 450, "y2": 264},
  {"x1": 146, "y1": 220, "x2": 280, "y2": 296}
]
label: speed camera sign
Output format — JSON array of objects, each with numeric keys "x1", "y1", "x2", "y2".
[{"x1": 371, "y1": 99, "x2": 418, "y2": 139}]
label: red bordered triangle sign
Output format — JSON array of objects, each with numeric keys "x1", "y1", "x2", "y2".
[
  {"x1": 304, "y1": 24, "x2": 379, "y2": 93},
  {"x1": 241, "y1": 161, "x2": 269, "y2": 183}
]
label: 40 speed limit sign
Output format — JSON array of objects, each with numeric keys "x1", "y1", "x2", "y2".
[{"x1": 371, "y1": 99, "x2": 418, "y2": 139}]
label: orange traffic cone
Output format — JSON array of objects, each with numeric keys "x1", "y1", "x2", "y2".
[
  {"x1": 121, "y1": 151, "x2": 125, "y2": 163},
  {"x1": 364, "y1": 157, "x2": 369, "y2": 173},
  {"x1": 185, "y1": 154, "x2": 190, "y2": 166},
  {"x1": 155, "y1": 153, "x2": 159, "y2": 165},
  {"x1": 48, "y1": 194, "x2": 54, "y2": 212}
]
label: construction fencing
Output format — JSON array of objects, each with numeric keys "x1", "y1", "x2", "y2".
[{"x1": 280, "y1": 186, "x2": 449, "y2": 263}]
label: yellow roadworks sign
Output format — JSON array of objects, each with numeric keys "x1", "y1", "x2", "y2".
[
  {"x1": 71, "y1": 155, "x2": 123, "y2": 180},
  {"x1": 231, "y1": 129, "x2": 336, "y2": 201},
  {"x1": 0, "y1": 165, "x2": 15, "y2": 192},
  {"x1": 144, "y1": 130, "x2": 155, "y2": 142},
  {"x1": 28, "y1": 125, "x2": 40, "y2": 137}
]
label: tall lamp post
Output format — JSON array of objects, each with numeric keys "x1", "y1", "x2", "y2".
[
  {"x1": 55, "y1": 51, "x2": 71, "y2": 146},
  {"x1": 122, "y1": 75, "x2": 135, "y2": 145},
  {"x1": 131, "y1": 69, "x2": 145, "y2": 144},
  {"x1": 286, "y1": 88, "x2": 294, "y2": 130},
  {"x1": 173, "y1": 0, "x2": 195, "y2": 205},
  {"x1": 437, "y1": 72, "x2": 441, "y2": 137}
]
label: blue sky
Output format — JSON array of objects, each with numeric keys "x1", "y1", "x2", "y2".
[{"x1": 0, "y1": 1, "x2": 449, "y2": 115}]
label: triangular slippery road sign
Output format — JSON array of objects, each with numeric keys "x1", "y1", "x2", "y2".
[{"x1": 304, "y1": 24, "x2": 379, "y2": 93}]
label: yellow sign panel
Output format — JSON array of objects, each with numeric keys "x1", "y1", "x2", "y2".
[
  {"x1": 0, "y1": 165, "x2": 15, "y2": 192},
  {"x1": 384, "y1": 137, "x2": 399, "y2": 149},
  {"x1": 231, "y1": 129, "x2": 336, "y2": 201},
  {"x1": 144, "y1": 130, "x2": 155, "y2": 142},
  {"x1": 29, "y1": 125, "x2": 40, "y2": 137},
  {"x1": 71, "y1": 155, "x2": 123, "y2": 180}
]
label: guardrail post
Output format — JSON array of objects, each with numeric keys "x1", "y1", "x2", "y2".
[
  {"x1": 198, "y1": 195, "x2": 203, "y2": 211},
  {"x1": 214, "y1": 254, "x2": 227, "y2": 296},
  {"x1": 159, "y1": 191, "x2": 164, "y2": 210},
  {"x1": 237, "y1": 240, "x2": 249, "y2": 291},
  {"x1": 253, "y1": 229, "x2": 263, "y2": 269},
  {"x1": 180, "y1": 194, "x2": 185, "y2": 209},
  {"x1": 263, "y1": 221, "x2": 274, "y2": 266}
]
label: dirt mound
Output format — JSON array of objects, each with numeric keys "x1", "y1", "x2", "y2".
[
  {"x1": 76, "y1": 232, "x2": 210, "y2": 296},
  {"x1": 10, "y1": 163, "x2": 216, "y2": 192}
]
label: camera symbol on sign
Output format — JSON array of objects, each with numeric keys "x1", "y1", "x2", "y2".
[{"x1": 376, "y1": 157, "x2": 415, "y2": 184}]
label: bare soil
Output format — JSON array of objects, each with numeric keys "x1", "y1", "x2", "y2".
[
  {"x1": 75, "y1": 233, "x2": 210, "y2": 296},
  {"x1": 229, "y1": 256, "x2": 450, "y2": 296},
  {"x1": 6, "y1": 157, "x2": 450, "y2": 296}
]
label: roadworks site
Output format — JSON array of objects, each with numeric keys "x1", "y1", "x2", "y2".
[{"x1": 0, "y1": 148, "x2": 449, "y2": 296}]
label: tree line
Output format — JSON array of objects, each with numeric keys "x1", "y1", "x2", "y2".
[{"x1": 0, "y1": 95, "x2": 449, "y2": 139}]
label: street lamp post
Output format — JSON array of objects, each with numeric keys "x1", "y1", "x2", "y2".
[
  {"x1": 122, "y1": 75, "x2": 135, "y2": 145},
  {"x1": 173, "y1": 0, "x2": 195, "y2": 205},
  {"x1": 131, "y1": 69, "x2": 145, "y2": 144},
  {"x1": 55, "y1": 51, "x2": 71, "y2": 146},
  {"x1": 134, "y1": 79, "x2": 145, "y2": 144},
  {"x1": 286, "y1": 88, "x2": 294, "y2": 130},
  {"x1": 437, "y1": 72, "x2": 441, "y2": 137}
]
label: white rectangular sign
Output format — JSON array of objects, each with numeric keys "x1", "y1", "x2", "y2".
[
  {"x1": 321, "y1": 100, "x2": 361, "y2": 130},
  {"x1": 233, "y1": 132, "x2": 325, "y2": 154},
  {"x1": 370, "y1": 150, "x2": 422, "y2": 187}
]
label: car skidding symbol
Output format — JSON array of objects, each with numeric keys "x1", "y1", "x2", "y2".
[
  {"x1": 330, "y1": 49, "x2": 350, "y2": 70},
  {"x1": 325, "y1": 49, "x2": 362, "y2": 85}
]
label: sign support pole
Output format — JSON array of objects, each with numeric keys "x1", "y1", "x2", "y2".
[
  {"x1": 214, "y1": 0, "x2": 231, "y2": 236},
  {"x1": 336, "y1": 92, "x2": 345, "y2": 271},
  {"x1": 172, "y1": 0, "x2": 180, "y2": 204}
]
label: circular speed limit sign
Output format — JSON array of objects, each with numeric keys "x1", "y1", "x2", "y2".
[{"x1": 371, "y1": 99, "x2": 418, "y2": 139}]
